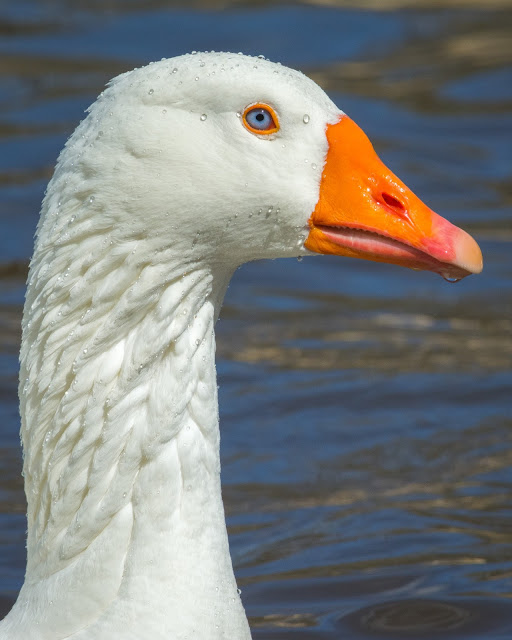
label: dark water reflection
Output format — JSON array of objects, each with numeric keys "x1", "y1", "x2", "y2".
[{"x1": 0, "y1": 1, "x2": 511, "y2": 637}]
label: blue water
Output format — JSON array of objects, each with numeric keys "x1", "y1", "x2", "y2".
[{"x1": 0, "y1": 1, "x2": 511, "y2": 637}]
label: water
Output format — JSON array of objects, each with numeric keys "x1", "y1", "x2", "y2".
[{"x1": 0, "y1": 1, "x2": 511, "y2": 637}]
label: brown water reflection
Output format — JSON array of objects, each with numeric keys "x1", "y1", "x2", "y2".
[
  {"x1": 311, "y1": 13, "x2": 512, "y2": 115},
  {"x1": 220, "y1": 294, "x2": 512, "y2": 372},
  {"x1": 10, "y1": 0, "x2": 511, "y2": 10},
  {"x1": 226, "y1": 415, "x2": 512, "y2": 574}
]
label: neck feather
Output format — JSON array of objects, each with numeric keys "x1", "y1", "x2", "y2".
[{"x1": 5, "y1": 226, "x2": 251, "y2": 638}]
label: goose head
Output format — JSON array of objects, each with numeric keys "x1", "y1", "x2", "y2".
[{"x1": 44, "y1": 51, "x2": 481, "y2": 280}]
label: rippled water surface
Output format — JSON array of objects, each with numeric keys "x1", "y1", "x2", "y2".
[{"x1": 0, "y1": 1, "x2": 511, "y2": 637}]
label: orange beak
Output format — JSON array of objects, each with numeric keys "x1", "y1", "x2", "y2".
[{"x1": 305, "y1": 116, "x2": 483, "y2": 281}]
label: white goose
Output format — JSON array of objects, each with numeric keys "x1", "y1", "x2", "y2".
[{"x1": 1, "y1": 52, "x2": 482, "y2": 639}]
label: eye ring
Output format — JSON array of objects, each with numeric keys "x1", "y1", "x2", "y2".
[{"x1": 242, "y1": 103, "x2": 280, "y2": 136}]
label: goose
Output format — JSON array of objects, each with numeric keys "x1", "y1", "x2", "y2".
[{"x1": 0, "y1": 52, "x2": 482, "y2": 640}]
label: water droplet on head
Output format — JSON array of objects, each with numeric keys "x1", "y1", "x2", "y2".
[
  {"x1": 195, "y1": 76, "x2": 199, "y2": 81},
  {"x1": 303, "y1": 114, "x2": 310, "y2": 124},
  {"x1": 200, "y1": 61, "x2": 205, "y2": 67},
  {"x1": 191, "y1": 50, "x2": 197, "y2": 55},
  {"x1": 148, "y1": 88, "x2": 154, "y2": 95},
  {"x1": 312, "y1": 163, "x2": 317, "y2": 170},
  {"x1": 200, "y1": 114, "x2": 207, "y2": 121},
  {"x1": 172, "y1": 67, "x2": 178, "y2": 74},
  {"x1": 162, "y1": 109, "x2": 167, "y2": 115},
  {"x1": 89, "y1": 195, "x2": 95, "y2": 203}
]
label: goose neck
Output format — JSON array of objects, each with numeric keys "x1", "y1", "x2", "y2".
[{"x1": 9, "y1": 260, "x2": 251, "y2": 639}]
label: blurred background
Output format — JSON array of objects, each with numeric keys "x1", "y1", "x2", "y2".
[{"x1": 0, "y1": 1, "x2": 511, "y2": 638}]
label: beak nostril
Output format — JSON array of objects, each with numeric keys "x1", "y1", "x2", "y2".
[{"x1": 382, "y1": 192, "x2": 406, "y2": 212}]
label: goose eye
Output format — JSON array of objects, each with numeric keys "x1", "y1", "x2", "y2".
[{"x1": 242, "y1": 104, "x2": 279, "y2": 135}]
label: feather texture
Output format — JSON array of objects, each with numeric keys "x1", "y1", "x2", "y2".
[{"x1": 1, "y1": 52, "x2": 340, "y2": 639}]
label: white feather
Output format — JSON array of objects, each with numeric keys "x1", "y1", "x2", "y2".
[{"x1": 0, "y1": 52, "x2": 341, "y2": 639}]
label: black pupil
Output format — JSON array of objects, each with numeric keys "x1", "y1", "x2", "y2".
[{"x1": 256, "y1": 112, "x2": 265, "y2": 122}]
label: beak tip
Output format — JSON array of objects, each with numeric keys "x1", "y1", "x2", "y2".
[
  {"x1": 431, "y1": 215, "x2": 483, "y2": 278},
  {"x1": 456, "y1": 229, "x2": 483, "y2": 276}
]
